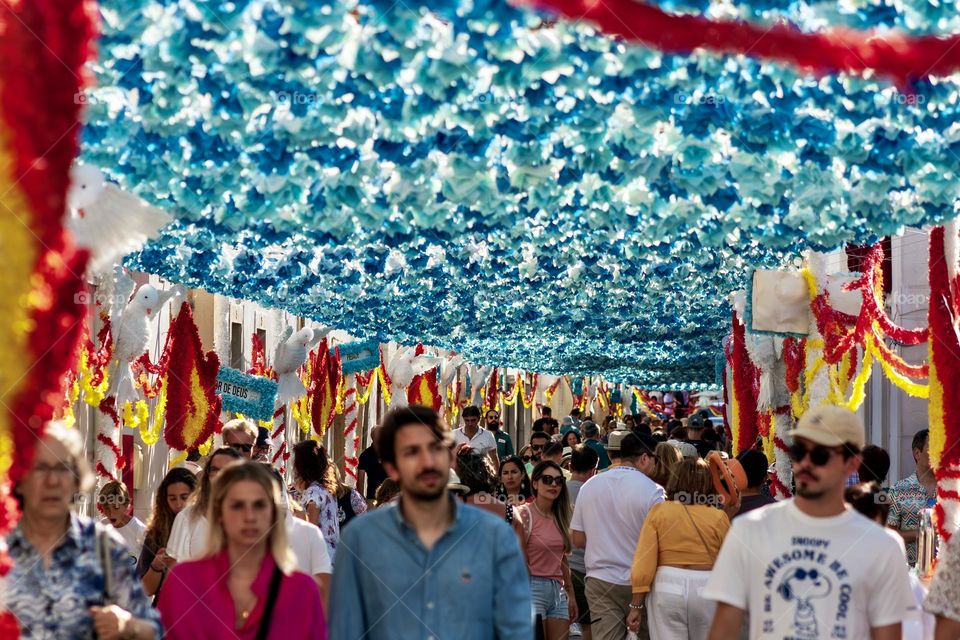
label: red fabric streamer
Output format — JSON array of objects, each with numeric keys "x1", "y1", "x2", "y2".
[
  {"x1": 783, "y1": 337, "x2": 804, "y2": 394},
  {"x1": 731, "y1": 311, "x2": 759, "y2": 453},
  {"x1": 530, "y1": 0, "x2": 960, "y2": 87}
]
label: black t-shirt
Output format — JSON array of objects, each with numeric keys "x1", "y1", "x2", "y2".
[
  {"x1": 685, "y1": 439, "x2": 717, "y2": 458},
  {"x1": 734, "y1": 493, "x2": 776, "y2": 518},
  {"x1": 357, "y1": 446, "x2": 387, "y2": 500}
]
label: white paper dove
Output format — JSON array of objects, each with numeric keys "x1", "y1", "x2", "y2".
[
  {"x1": 108, "y1": 282, "x2": 184, "y2": 407},
  {"x1": 273, "y1": 326, "x2": 328, "y2": 405},
  {"x1": 438, "y1": 353, "x2": 465, "y2": 399},
  {"x1": 66, "y1": 164, "x2": 172, "y2": 273},
  {"x1": 468, "y1": 364, "x2": 494, "y2": 405},
  {"x1": 385, "y1": 345, "x2": 438, "y2": 408}
]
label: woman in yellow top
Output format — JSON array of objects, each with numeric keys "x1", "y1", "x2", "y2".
[{"x1": 627, "y1": 457, "x2": 738, "y2": 640}]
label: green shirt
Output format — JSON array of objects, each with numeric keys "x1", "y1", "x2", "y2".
[{"x1": 490, "y1": 428, "x2": 514, "y2": 460}]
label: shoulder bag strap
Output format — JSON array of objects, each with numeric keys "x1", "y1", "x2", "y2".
[
  {"x1": 254, "y1": 565, "x2": 284, "y2": 640},
  {"x1": 97, "y1": 525, "x2": 115, "y2": 605},
  {"x1": 681, "y1": 504, "x2": 714, "y2": 567}
]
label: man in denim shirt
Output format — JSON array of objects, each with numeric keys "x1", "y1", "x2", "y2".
[{"x1": 329, "y1": 405, "x2": 532, "y2": 640}]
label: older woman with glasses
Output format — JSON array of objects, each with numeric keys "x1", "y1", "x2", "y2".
[
  {"x1": 4, "y1": 421, "x2": 161, "y2": 639},
  {"x1": 515, "y1": 460, "x2": 577, "y2": 640}
]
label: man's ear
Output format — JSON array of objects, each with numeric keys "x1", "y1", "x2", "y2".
[{"x1": 384, "y1": 461, "x2": 400, "y2": 482}]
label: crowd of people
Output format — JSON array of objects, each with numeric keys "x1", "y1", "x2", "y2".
[{"x1": 4, "y1": 403, "x2": 960, "y2": 639}]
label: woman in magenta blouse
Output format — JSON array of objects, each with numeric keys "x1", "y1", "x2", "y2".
[{"x1": 158, "y1": 461, "x2": 326, "y2": 639}]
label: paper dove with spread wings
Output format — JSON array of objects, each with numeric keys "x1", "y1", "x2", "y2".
[
  {"x1": 66, "y1": 164, "x2": 172, "y2": 274},
  {"x1": 468, "y1": 364, "x2": 494, "y2": 405},
  {"x1": 108, "y1": 270, "x2": 185, "y2": 407},
  {"x1": 274, "y1": 325, "x2": 329, "y2": 405},
  {"x1": 385, "y1": 345, "x2": 438, "y2": 408},
  {"x1": 438, "y1": 353, "x2": 465, "y2": 400}
]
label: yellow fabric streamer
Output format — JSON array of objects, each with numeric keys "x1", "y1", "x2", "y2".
[
  {"x1": 141, "y1": 386, "x2": 165, "y2": 446},
  {"x1": 377, "y1": 366, "x2": 392, "y2": 406},
  {"x1": 78, "y1": 348, "x2": 110, "y2": 406},
  {"x1": 198, "y1": 436, "x2": 213, "y2": 456},
  {"x1": 928, "y1": 347, "x2": 946, "y2": 470},
  {"x1": 866, "y1": 337, "x2": 929, "y2": 398}
]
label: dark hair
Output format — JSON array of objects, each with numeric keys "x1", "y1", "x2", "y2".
[
  {"x1": 651, "y1": 430, "x2": 667, "y2": 443},
  {"x1": 632, "y1": 423, "x2": 652, "y2": 437},
  {"x1": 737, "y1": 449, "x2": 770, "y2": 489},
  {"x1": 541, "y1": 406, "x2": 552, "y2": 417},
  {"x1": 497, "y1": 455, "x2": 532, "y2": 500},
  {"x1": 374, "y1": 478, "x2": 400, "y2": 506},
  {"x1": 912, "y1": 429, "x2": 929, "y2": 453},
  {"x1": 456, "y1": 448, "x2": 497, "y2": 497},
  {"x1": 620, "y1": 432, "x2": 657, "y2": 460},
  {"x1": 845, "y1": 482, "x2": 890, "y2": 523},
  {"x1": 563, "y1": 430, "x2": 582, "y2": 447},
  {"x1": 532, "y1": 418, "x2": 550, "y2": 432},
  {"x1": 543, "y1": 442, "x2": 564, "y2": 459},
  {"x1": 192, "y1": 447, "x2": 243, "y2": 521},
  {"x1": 484, "y1": 409, "x2": 499, "y2": 419},
  {"x1": 529, "y1": 430, "x2": 550, "y2": 445},
  {"x1": 462, "y1": 405, "x2": 481, "y2": 419},
  {"x1": 375, "y1": 405, "x2": 451, "y2": 466},
  {"x1": 671, "y1": 427, "x2": 688, "y2": 440},
  {"x1": 530, "y1": 460, "x2": 572, "y2": 553},
  {"x1": 570, "y1": 444, "x2": 599, "y2": 473},
  {"x1": 292, "y1": 440, "x2": 338, "y2": 495},
  {"x1": 143, "y1": 467, "x2": 198, "y2": 553},
  {"x1": 858, "y1": 445, "x2": 891, "y2": 484},
  {"x1": 570, "y1": 408, "x2": 582, "y2": 418}
]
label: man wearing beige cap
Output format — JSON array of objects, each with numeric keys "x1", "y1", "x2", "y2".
[{"x1": 704, "y1": 405, "x2": 914, "y2": 640}]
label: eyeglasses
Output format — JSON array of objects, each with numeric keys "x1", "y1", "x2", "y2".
[
  {"x1": 228, "y1": 443, "x2": 253, "y2": 453},
  {"x1": 539, "y1": 475, "x2": 565, "y2": 487},
  {"x1": 788, "y1": 442, "x2": 843, "y2": 466},
  {"x1": 530, "y1": 444, "x2": 544, "y2": 451},
  {"x1": 29, "y1": 463, "x2": 74, "y2": 477},
  {"x1": 521, "y1": 456, "x2": 533, "y2": 463}
]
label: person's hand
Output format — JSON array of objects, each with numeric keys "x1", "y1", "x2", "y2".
[
  {"x1": 89, "y1": 605, "x2": 132, "y2": 640},
  {"x1": 567, "y1": 594, "x2": 578, "y2": 621},
  {"x1": 627, "y1": 607, "x2": 642, "y2": 633},
  {"x1": 155, "y1": 547, "x2": 176, "y2": 570}
]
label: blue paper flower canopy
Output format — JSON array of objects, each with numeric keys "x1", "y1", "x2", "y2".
[{"x1": 82, "y1": 0, "x2": 960, "y2": 385}]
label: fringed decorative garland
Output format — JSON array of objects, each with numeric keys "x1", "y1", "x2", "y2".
[
  {"x1": 730, "y1": 311, "x2": 760, "y2": 455},
  {"x1": 927, "y1": 225, "x2": 960, "y2": 540},
  {"x1": 163, "y1": 303, "x2": 222, "y2": 451},
  {"x1": 407, "y1": 344, "x2": 441, "y2": 410},
  {"x1": 310, "y1": 339, "x2": 341, "y2": 438},
  {"x1": 342, "y1": 377, "x2": 360, "y2": 481}
]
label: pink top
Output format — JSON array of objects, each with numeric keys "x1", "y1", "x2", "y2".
[
  {"x1": 158, "y1": 550, "x2": 327, "y2": 640},
  {"x1": 525, "y1": 504, "x2": 565, "y2": 582}
]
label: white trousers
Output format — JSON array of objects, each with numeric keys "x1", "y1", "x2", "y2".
[{"x1": 647, "y1": 566, "x2": 715, "y2": 640}]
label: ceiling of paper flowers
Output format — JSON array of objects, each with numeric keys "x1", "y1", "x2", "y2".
[{"x1": 81, "y1": 0, "x2": 960, "y2": 387}]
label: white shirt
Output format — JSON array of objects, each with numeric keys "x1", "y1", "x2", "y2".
[
  {"x1": 570, "y1": 466, "x2": 665, "y2": 585},
  {"x1": 104, "y1": 516, "x2": 145, "y2": 564},
  {"x1": 166, "y1": 505, "x2": 209, "y2": 562},
  {"x1": 452, "y1": 427, "x2": 497, "y2": 455},
  {"x1": 286, "y1": 511, "x2": 332, "y2": 576},
  {"x1": 703, "y1": 500, "x2": 915, "y2": 639}
]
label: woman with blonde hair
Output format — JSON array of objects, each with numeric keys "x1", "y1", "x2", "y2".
[
  {"x1": 158, "y1": 461, "x2": 326, "y2": 639},
  {"x1": 627, "y1": 457, "x2": 735, "y2": 640},
  {"x1": 649, "y1": 441, "x2": 682, "y2": 488}
]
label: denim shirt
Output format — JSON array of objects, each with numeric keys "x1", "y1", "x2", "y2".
[
  {"x1": 4, "y1": 514, "x2": 163, "y2": 639},
  {"x1": 328, "y1": 496, "x2": 533, "y2": 640}
]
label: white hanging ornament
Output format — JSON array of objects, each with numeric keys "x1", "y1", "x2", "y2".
[
  {"x1": 385, "y1": 345, "x2": 438, "y2": 409},
  {"x1": 273, "y1": 326, "x2": 328, "y2": 406},
  {"x1": 66, "y1": 163, "x2": 172, "y2": 274}
]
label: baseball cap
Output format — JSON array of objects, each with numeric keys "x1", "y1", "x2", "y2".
[{"x1": 788, "y1": 405, "x2": 865, "y2": 449}]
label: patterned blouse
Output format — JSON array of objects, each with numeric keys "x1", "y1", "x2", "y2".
[
  {"x1": 887, "y1": 473, "x2": 934, "y2": 565},
  {"x1": 4, "y1": 514, "x2": 162, "y2": 639},
  {"x1": 300, "y1": 482, "x2": 339, "y2": 562},
  {"x1": 925, "y1": 531, "x2": 960, "y2": 623}
]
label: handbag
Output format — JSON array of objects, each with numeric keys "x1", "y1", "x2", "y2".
[{"x1": 254, "y1": 565, "x2": 284, "y2": 640}]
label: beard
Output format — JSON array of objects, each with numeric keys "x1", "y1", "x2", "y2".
[
  {"x1": 487, "y1": 422, "x2": 500, "y2": 431},
  {"x1": 401, "y1": 468, "x2": 449, "y2": 502},
  {"x1": 794, "y1": 482, "x2": 826, "y2": 499}
]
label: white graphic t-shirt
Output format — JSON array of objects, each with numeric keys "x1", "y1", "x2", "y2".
[{"x1": 703, "y1": 500, "x2": 914, "y2": 640}]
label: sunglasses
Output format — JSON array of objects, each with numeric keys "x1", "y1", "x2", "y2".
[
  {"x1": 787, "y1": 442, "x2": 842, "y2": 466},
  {"x1": 229, "y1": 443, "x2": 254, "y2": 453},
  {"x1": 539, "y1": 475, "x2": 565, "y2": 487},
  {"x1": 521, "y1": 456, "x2": 533, "y2": 463},
  {"x1": 530, "y1": 444, "x2": 544, "y2": 451}
]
